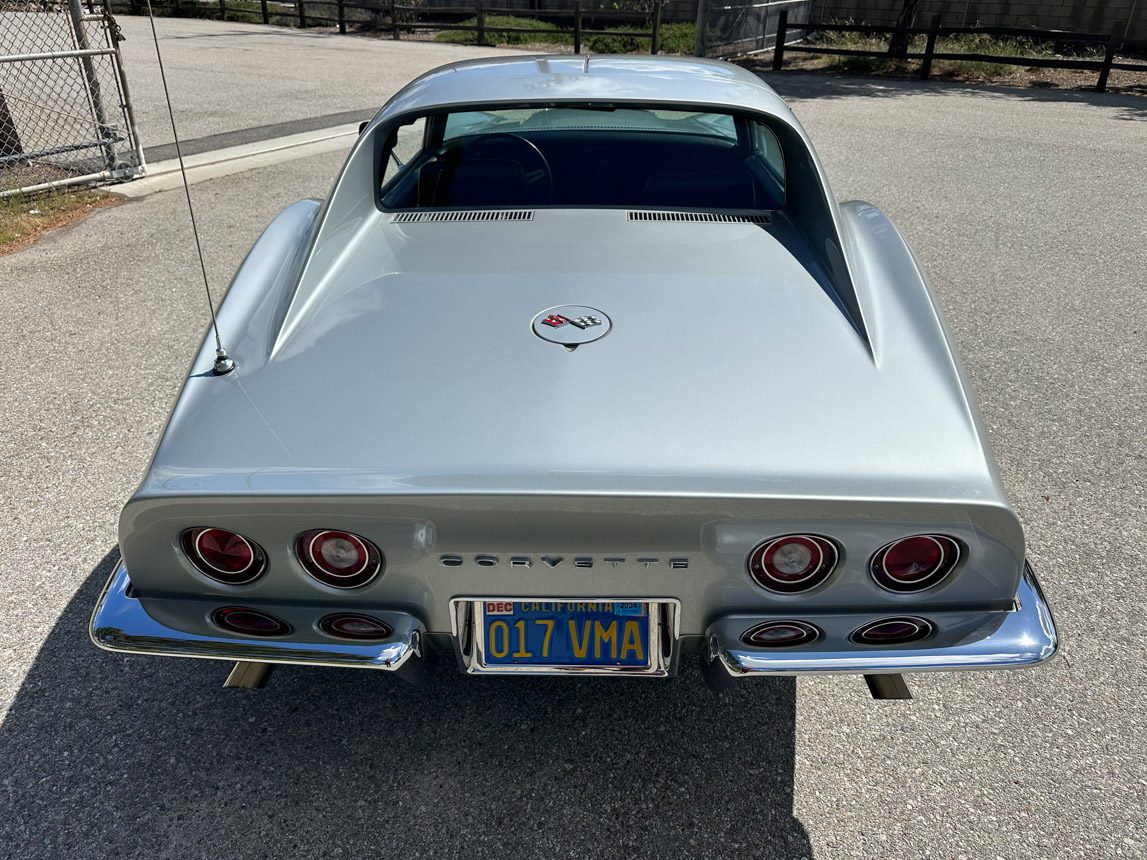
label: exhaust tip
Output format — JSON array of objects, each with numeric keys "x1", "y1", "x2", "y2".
[
  {"x1": 318, "y1": 613, "x2": 393, "y2": 641},
  {"x1": 851, "y1": 616, "x2": 933, "y2": 646},
  {"x1": 211, "y1": 607, "x2": 291, "y2": 637},
  {"x1": 741, "y1": 620, "x2": 822, "y2": 648}
]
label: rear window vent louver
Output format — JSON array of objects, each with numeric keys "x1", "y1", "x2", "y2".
[
  {"x1": 391, "y1": 210, "x2": 534, "y2": 223},
  {"x1": 627, "y1": 211, "x2": 772, "y2": 224}
]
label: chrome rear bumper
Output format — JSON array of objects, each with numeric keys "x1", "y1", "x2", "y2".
[
  {"x1": 90, "y1": 562, "x2": 431, "y2": 684},
  {"x1": 91, "y1": 560, "x2": 1056, "y2": 684},
  {"x1": 703, "y1": 562, "x2": 1057, "y2": 683}
]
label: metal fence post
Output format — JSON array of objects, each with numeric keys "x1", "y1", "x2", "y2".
[
  {"x1": 573, "y1": 1, "x2": 581, "y2": 54},
  {"x1": 476, "y1": 0, "x2": 486, "y2": 46},
  {"x1": 337, "y1": 0, "x2": 346, "y2": 33},
  {"x1": 104, "y1": 5, "x2": 146, "y2": 173},
  {"x1": 1096, "y1": 24, "x2": 1121, "y2": 92},
  {"x1": 650, "y1": 0, "x2": 661, "y2": 54},
  {"x1": 772, "y1": 8, "x2": 788, "y2": 71},
  {"x1": 297, "y1": 0, "x2": 306, "y2": 28},
  {"x1": 260, "y1": 0, "x2": 268, "y2": 23},
  {"x1": 66, "y1": 0, "x2": 116, "y2": 171},
  {"x1": 390, "y1": 0, "x2": 400, "y2": 38},
  {"x1": 218, "y1": 0, "x2": 226, "y2": 20},
  {"x1": 920, "y1": 13, "x2": 941, "y2": 79}
]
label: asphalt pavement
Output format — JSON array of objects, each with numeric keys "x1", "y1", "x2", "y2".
[
  {"x1": 1, "y1": 26, "x2": 1146, "y2": 860},
  {"x1": 113, "y1": 16, "x2": 522, "y2": 154}
]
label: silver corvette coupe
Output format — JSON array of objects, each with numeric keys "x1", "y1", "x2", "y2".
[{"x1": 91, "y1": 55, "x2": 1058, "y2": 697}]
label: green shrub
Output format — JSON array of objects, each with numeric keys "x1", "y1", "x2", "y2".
[{"x1": 657, "y1": 22, "x2": 696, "y2": 54}]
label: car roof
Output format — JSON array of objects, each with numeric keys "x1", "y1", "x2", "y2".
[{"x1": 373, "y1": 55, "x2": 794, "y2": 123}]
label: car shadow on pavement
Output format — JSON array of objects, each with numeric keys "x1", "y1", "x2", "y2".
[{"x1": 2, "y1": 549, "x2": 813, "y2": 859}]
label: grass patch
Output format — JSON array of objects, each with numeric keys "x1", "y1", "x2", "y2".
[
  {"x1": 933, "y1": 33, "x2": 1054, "y2": 78},
  {"x1": 811, "y1": 32, "x2": 902, "y2": 74},
  {"x1": 434, "y1": 14, "x2": 694, "y2": 54},
  {"x1": 0, "y1": 189, "x2": 117, "y2": 255}
]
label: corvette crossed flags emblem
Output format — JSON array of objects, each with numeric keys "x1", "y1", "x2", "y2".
[{"x1": 541, "y1": 313, "x2": 603, "y2": 330}]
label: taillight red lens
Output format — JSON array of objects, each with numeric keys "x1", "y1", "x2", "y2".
[
  {"x1": 870, "y1": 535, "x2": 960, "y2": 592},
  {"x1": 318, "y1": 613, "x2": 393, "y2": 641},
  {"x1": 748, "y1": 535, "x2": 838, "y2": 593},
  {"x1": 851, "y1": 616, "x2": 933, "y2": 645},
  {"x1": 296, "y1": 530, "x2": 382, "y2": 588},
  {"x1": 742, "y1": 620, "x2": 821, "y2": 647},
  {"x1": 211, "y1": 606, "x2": 291, "y2": 637},
  {"x1": 181, "y1": 528, "x2": 266, "y2": 584}
]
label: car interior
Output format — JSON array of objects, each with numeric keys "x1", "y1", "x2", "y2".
[{"x1": 379, "y1": 115, "x2": 786, "y2": 211}]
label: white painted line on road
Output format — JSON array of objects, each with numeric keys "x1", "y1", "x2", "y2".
[{"x1": 113, "y1": 123, "x2": 361, "y2": 197}]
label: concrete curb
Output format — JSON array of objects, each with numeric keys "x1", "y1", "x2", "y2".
[{"x1": 113, "y1": 122, "x2": 361, "y2": 197}]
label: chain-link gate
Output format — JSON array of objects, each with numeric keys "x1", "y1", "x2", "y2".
[
  {"x1": 694, "y1": 0, "x2": 810, "y2": 57},
  {"x1": 0, "y1": 0, "x2": 143, "y2": 196}
]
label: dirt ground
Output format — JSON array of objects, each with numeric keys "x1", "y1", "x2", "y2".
[{"x1": 0, "y1": 190, "x2": 119, "y2": 256}]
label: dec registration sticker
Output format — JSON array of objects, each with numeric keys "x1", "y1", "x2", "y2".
[{"x1": 481, "y1": 601, "x2": 652, "y2": 669}]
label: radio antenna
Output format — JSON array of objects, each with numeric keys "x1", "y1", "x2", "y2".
[{"x1": 142, "y1": 0, "x2": 234, "y2": 375}]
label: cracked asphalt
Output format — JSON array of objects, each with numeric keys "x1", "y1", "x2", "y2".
[{"x1": 1, "y1": 24, "x2": 1145, "y2": 860}]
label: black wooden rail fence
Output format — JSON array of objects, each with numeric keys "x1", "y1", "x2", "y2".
[
  {"x1": 770, "y1": 11, "x2": 1147, "y2": 92},
  {"x1": 112, "y1": 0, "x2": 674, "y2": 53}
]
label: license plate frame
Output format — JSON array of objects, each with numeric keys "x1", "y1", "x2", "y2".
[{"x1": 450, "y1": 597, "x2": 679, "y2": 676}]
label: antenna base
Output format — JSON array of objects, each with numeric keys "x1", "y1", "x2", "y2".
[{"x1": 213, "y1": 348, "x2": 236, "y2": 375}]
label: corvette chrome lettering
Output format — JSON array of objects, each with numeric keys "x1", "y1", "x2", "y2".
[{"x1": 455, "y1": 556, "x2": 688, "y2": 570}]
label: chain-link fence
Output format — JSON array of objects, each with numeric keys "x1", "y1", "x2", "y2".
[
  {"x1": 1, "y1": 0, "x2": 143, "y2": 195},
  {"x1": 694, "y1": 0, "x2": 810, "y2": 57}
]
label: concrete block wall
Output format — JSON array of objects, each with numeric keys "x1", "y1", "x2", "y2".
[{"x1": 811, "y1": 0, "x2": 1145, "y2": 41}]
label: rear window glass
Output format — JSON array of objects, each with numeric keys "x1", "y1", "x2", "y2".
[
  {"x1": 442, "y1": 108, "x2": 740, "y2": 141},
  {"x1": 380, "y1": 106, "x2": 784, "y2": 211}
]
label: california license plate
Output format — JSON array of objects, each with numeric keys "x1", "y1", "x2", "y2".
[{"x1": 479, "y1": 600, "x2": 653, "y2": 669}]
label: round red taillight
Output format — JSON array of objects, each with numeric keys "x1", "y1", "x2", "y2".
[
  {"x1": 296, "y1": 530, "x2": 382, "y2": 588},
  {"x1": 181, "y1": 527, "x2": 266, "y2": 584},
  {"x1": 211, "y1": 606, "x2": 291, "y2": 637},
  {"x1": 870, "y1": 535, "x2": 960, "y2": 592},
  {"x1": 742, "y1": 620, "x2": 822, "y2": 648},
  {"x1": 851, "y1": 616, "x2": 933, "y2": 645},
  {"x1": 318, "y1": 613, "x2": 393, "y2": 641},
  {"x1": 748, "y1": 535, "x2": 838, "y2": 593}
]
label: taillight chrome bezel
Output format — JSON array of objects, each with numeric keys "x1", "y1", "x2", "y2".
[
  {"x1": 741, "y1": 620, "x2": 822, "y2": 648},
  {"x1": 180, "y1": 527, "x2": 267, "y2": 585},
  {"x1": 850, "y1": 616, "x2": 934, "y2": 646},
  {"x1": 211, "y1": 606, "x2": 292, "y2": 637},
  {"x1": 747, "y1": 534, "x2": 839, "y2": 593},
  {"x1": 295, "y1": 529, "x2": 383, "y2": 589},
  {"x1": 870, "y1": 534, "x2": 961, "y2": 593}
]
